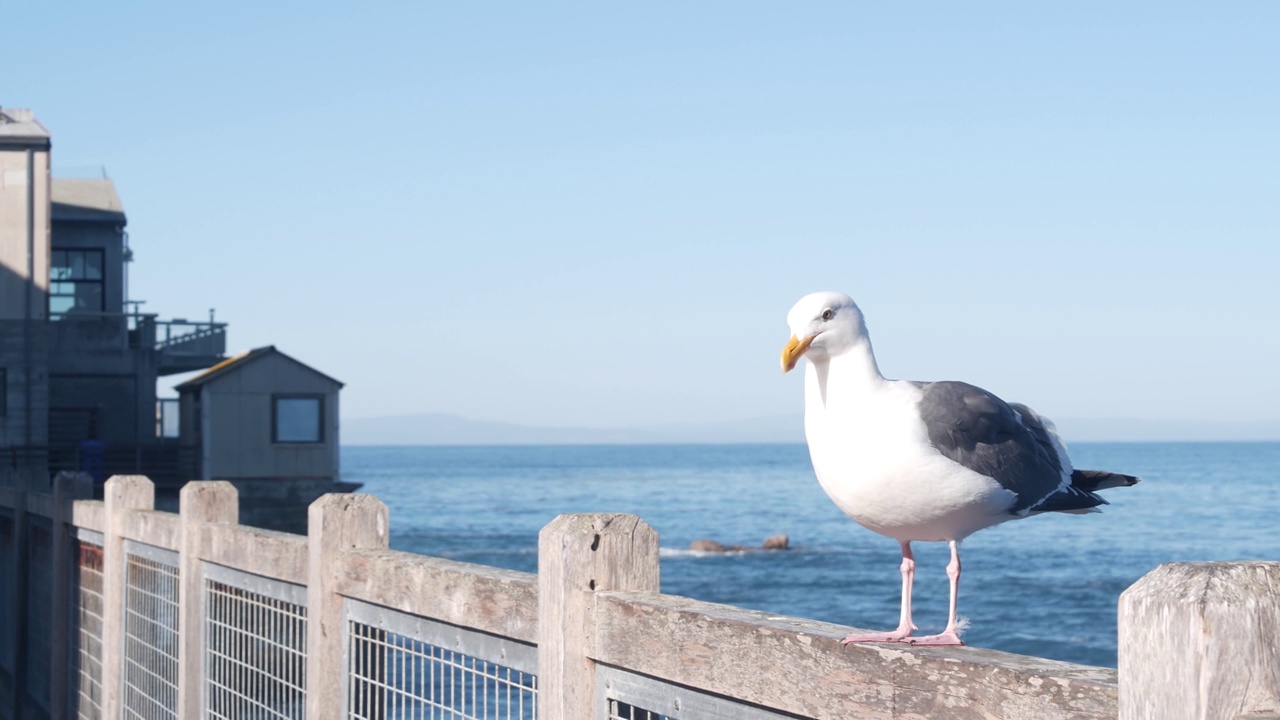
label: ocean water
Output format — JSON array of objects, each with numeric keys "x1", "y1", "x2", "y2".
[{"x1": 341, "y1": 442, "x2": 1280, "y2": 668}]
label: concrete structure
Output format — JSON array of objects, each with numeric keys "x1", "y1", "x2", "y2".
[
  {"x1": 3, "y1": 472, "x2": 1278, "y2": 719},
  {"x1": 2, "y1": 104, "x2": 355, "y2": 536},
  {"x1": 47, "y1": 178, "x2": 156, "y2": 451},
  {"x1": 0, "y1": 108, "x2": 52, "y2": 467},
  {"x1": 44, "y1": 172, "x2": 230, "y2": 483},
  {"x1": 1, "y1": 107, "x2": 230, "y2": 483}
]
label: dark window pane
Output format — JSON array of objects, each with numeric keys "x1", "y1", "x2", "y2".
[
  {"x1": 49, "y1": 296, "x2": 75, "y2": 316},
  {"x1": 84, "y1": 251, "x2": 103, "y2": 280},
  {"x1": 74, "y1": 284, "x2": 103, "y2": 312},
  {"x1": 50, "y1": 249, "x2": 69, "y2": 280},
  {"x1": 275, "y1": 397, "x2": 322, "y2": 443},
  {"x1": 48, "y1": 249, "x2": 105, "y2": 318}
]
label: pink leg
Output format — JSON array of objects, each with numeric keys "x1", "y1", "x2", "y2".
[
  {"x1": 842, "y1": 542, "x2": 917, "y2": 643},
  {"x1": 906, "y1": 540, "x2": 965, "y2": 646}
]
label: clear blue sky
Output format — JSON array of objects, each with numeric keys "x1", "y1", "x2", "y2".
[{"x1": 5, "y1": 2, "x2": 1278, "y2": 431}]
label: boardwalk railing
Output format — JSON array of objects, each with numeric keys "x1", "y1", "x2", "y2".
[{"x1": 1, "y1": 469, "x2": 1277, "y2": 720}]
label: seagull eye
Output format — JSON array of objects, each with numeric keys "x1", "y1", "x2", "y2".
[{"x1": 821, "y1": 309, "x2": 835, "y2": 321}]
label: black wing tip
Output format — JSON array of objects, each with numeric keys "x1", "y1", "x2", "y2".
[
  {"x1": 1030, "y1": 485, "x2": 1109, "y2": 513},
  {"x1": 1072, "y1": 469, "x2": 1141, "y2": 491}
]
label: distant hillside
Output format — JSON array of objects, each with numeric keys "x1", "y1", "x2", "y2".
[
  {"x1": 1052, "y1": 417, "x2": 1280, "y2": 443},
  {"x1": 340, "y1": 413, "x2": 804, "y2": 445},
  {"x1": 341, "y1": 412, "x2": 1280, "y2": 445}
]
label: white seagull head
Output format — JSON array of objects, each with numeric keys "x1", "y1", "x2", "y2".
[{"x1": 781, "y1": 291, "x2": 868, "y2": 373}]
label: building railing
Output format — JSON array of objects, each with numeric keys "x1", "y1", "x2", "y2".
[
  {"x1": 44, "y1": 311, "x2": 227, "y2": 368},
  {"x1": 150, "y1": 317, "x2": 226, "y2": 354},
  {"x1": 127, "y1": 313, "x2": 227, "y2": 375},
  {"x1": 44, "y1": 442, "x2": 198, "y2": 488},
  {"x1": 0, "y1": 469, "x2": 1276, "y2": 720}
]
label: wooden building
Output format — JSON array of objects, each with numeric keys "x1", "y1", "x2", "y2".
[{"x1": 175, "y1": 346, "x2": 344, "y2": 485}]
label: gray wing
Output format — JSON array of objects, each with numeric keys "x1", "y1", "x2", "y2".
[{"x1": 915, "y1": 381, "x2": 1067, "y2": 514}]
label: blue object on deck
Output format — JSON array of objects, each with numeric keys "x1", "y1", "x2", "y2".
[{"x1": 79, "y1": 440, "x2": 106, "y2": 484}]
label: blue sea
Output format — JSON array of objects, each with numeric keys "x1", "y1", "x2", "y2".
[{"x1": 341, "y1": 442, "x2": 1280, "y2": 668}]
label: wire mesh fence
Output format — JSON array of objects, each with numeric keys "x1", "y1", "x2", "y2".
[
  {"x1": 607, "y1": 700, "x2": 670, "y2": 720},
  {"x1": 346, "y1": 600, "x2": 538, "y2": 720},
  {"x1": 71, "y1": 531, "x2": 106, "y2": 720},
  {"x1": 598, "y1": 667, "x2": 803, "y2": 720},
  {"x1": 204, "y1": 564, "x2": 308, "y2": 720},
  {"x1": 26, "y1": 517, "x2": 54, "y2": 712},
  {"x1": 122, "y1": 541, "x2": 180, "y2": 720}
]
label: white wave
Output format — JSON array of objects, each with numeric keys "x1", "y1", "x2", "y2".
[{"x1": 659, "y1": 547, "x2": 753, "y2": 558}]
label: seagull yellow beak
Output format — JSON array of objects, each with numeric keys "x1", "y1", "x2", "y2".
[{"x1": 780, "y1": 334, "x2": 815, "y2": 373}]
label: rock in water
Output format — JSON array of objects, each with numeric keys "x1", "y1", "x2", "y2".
[{"x1": 762, "y1": 534, "x2": 789, "y2": 550}]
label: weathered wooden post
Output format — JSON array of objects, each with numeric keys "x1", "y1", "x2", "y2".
[
  {"x1": 50, "y1": 471, "x2": 92, "y2": 720},
  {"x1": 1119, "y1": 562, "x2": 1280, "y2": 720},
  {"x1": 305, "y1": 494, "x2": 389, "y2": 720},
  {"x1": 538, "y1": 513, "x2": 660, "y2": 720},
  {"x1": 177, "y1": 481, "x2": 238, "y2": 718},
  {"x1": 100, "y1": 475, "x2": 155, "y2": 720}
]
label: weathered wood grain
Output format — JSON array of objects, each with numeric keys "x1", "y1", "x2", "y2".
[
  {"x1": 334, "y1": 548, "x2": 538, "y2": 643},
  {"x1": 200, "y1": 522, "x2": 308, "y2": 584},
  {"x1": 123, "y1": 508, "x2": 180, "y2": 550},
  {"x1": 594, "y1": 591, "x2": 1118, "y2": 720},
  {"x1": 539, "y1": 513, "x2": 661, "y2": 720},
  {"x1": 305, "y1": 493, "x2": 389, "y2": 720},
  {"x1": 71, "y1": 498, "x2": 105, "y2": 532},
  {"x1": 178, "y1": 481, "x2": 239, "y2": 719},
  {"x1": 1119, "y1": 562, "x2": 1280, "y2": 720},
  {"x1": 49, "y1": 472, "x2": 92, "y2": 720},
  {"x1": 26, "y1": 490, "x2": 52, "y2": 519},
  {"x1": 15, "y1": 474, "x2": 1275, "y2": 720},
  {"x1": 101, "y1": 475, "x2": 156, "y2": 720}
]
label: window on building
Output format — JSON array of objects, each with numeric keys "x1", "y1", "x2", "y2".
[
  {"x1": 50, "y1": 249, "x2": 106, "y2": 318},
  {"x1": 273, "y1": 395, "x2": 323, "y2": 443}
]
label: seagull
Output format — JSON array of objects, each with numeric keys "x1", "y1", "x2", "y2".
[{"x1": 781, "y1": 291, "x2": 1138, "y2": 646}]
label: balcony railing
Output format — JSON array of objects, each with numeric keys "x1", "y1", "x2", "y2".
[{"x1": 129, "y1": 313, "x2": 228, "y2": 374}]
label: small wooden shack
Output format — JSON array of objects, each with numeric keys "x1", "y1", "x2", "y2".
[{"x1": 175, "y1": 345, "x2": 344, "y2": 487}]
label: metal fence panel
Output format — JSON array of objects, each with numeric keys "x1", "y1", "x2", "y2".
[
  {"x1": 597, "y1": 666, "x2": 803, "y2": 720},
  {"x1": 122, "y1": 541, "x2": 180, "y2": 720},
  {"x1": 25, "y1": 518, "x2": 54, "y2": 712},
  {"x1": 71, "y1": 530, "x2": 105, "y2": 720},
  {"x1": 345, "y1": 598, "x2": 538, "y2": 720},
  {"x1": 203, "y1": 563, "x2": 308, "y2": 720}
]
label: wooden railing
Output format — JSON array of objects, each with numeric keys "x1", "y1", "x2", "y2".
[{"x1": 0, "y1": 469, "x2": 1276, "y2": 720}]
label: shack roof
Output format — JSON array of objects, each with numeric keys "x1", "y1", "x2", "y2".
[{"x1": 175, "y1": 345, "x2": 345, "y2": 391}]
